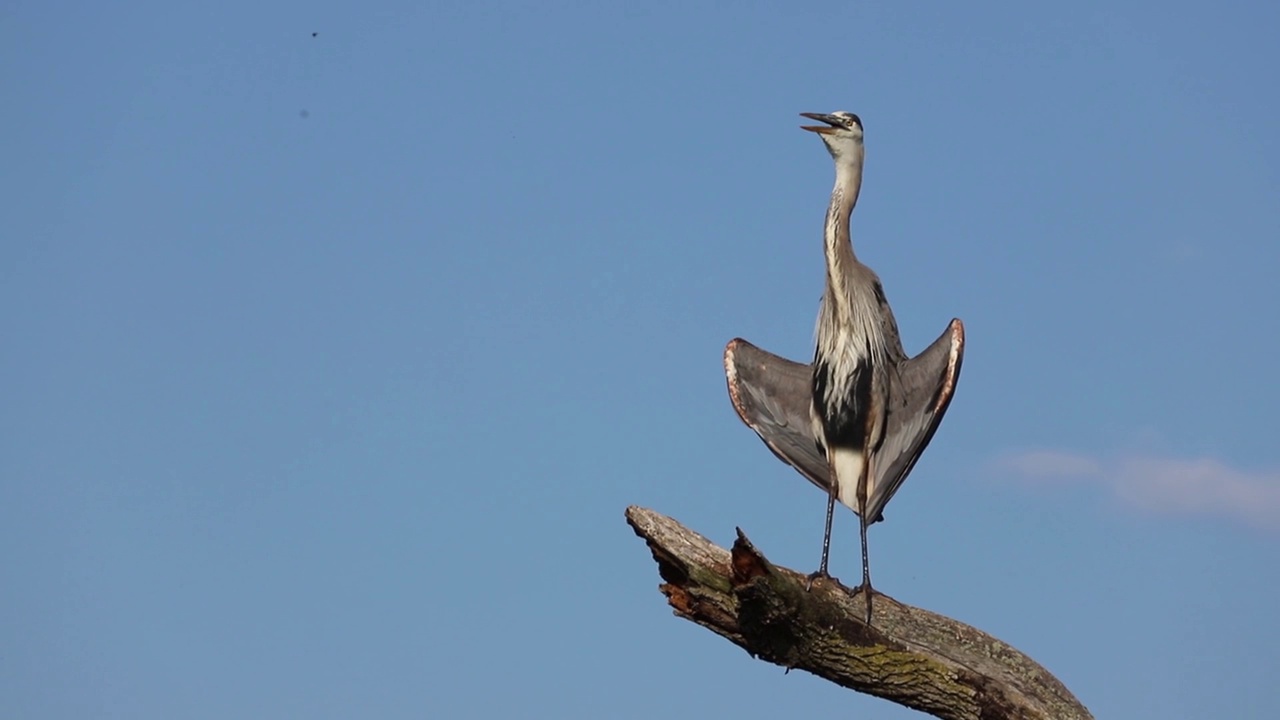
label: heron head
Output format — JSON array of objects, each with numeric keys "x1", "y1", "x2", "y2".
[{"x1": 800, "y1": 111, "x2": 863, "y2": 161}]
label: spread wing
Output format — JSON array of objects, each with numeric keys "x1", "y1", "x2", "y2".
[
  {"x1": 864, "y1": 318, "x2": 965, "y2": 524},
  {"x1": 723, "y1": 338, "x2": 830, "y2": 494},
  {"x1": 723, "y1": 319, "x2": 964, "y2": 525}
]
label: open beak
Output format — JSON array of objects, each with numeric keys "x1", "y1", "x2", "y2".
[{"x1": 799, "y1": 112, "x2": 841, "y2": 135}]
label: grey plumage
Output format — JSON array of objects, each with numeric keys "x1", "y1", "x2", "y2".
[
  {"x1": 723, "y1": 323, "x2": 963, "y2": 522},
  {"x1": 725, "y1": 111, "x2": 965, "y2": 624}
]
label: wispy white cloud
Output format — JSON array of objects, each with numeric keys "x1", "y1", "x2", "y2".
[
  {"x1": 995, "y1": 450, "x2": 1280, "y2": 531},
  {"x1": 998, "y1": 450, "x2": 1103, "y2": 482}
]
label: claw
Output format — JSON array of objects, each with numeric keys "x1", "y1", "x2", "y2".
[
  {"x1": 852, "y1": 583, "x2": 874, "y2": 624},
  {"x1": 805, "y1": 569, "x2": 829, "y2": 592}
]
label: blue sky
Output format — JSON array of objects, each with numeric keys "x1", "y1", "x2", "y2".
[{"x1": 3, "y1": 2, "x2": 1278, "y2": 717}]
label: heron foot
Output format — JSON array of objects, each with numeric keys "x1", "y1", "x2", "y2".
[
  {"x1": 852, "y1": 582, "x2": 874, "y2": 624},
  {"x1": 804, "y1": 570, "x2": 831, "y2": 592}
]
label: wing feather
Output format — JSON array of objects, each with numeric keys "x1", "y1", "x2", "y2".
[
  {"x1": 863, "y1": 319, "x2": 965, "y2": 524},
  {"x1": 723, "y1": 319, "x2": 964, "y2": 525},
  {"x1": 723, "y1": 338, "x2": 830, "y2": 494}
]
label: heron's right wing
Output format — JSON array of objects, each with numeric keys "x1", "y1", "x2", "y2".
[{"x1": 723, "y1": 338, "x2": 832, "y2": 494}]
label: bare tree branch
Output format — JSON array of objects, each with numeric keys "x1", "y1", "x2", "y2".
[{"x1": 626, "y1": 506, "x2": 1092, "y2": 720}]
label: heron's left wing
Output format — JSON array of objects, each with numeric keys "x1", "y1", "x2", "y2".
[
  {"x1": 723, "y1": 338, "x2": 831, "y2": 494},
  {"x1": 864, "y1": 319, "x2": 965, "y2": 525}
]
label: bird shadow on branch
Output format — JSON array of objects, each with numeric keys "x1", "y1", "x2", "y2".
[{"x1": 626, "y1": 506, "x2": 1092, "y2": 720}]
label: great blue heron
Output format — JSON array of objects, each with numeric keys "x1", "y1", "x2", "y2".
[{"x1": 725, "y1": 111, "x2": 964, "y2": 624}]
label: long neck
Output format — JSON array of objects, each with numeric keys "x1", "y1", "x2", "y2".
[{"x1": 823, "y1": 156, "x2": 863, "y2": 309}]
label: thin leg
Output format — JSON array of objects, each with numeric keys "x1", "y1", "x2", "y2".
[
  {"x1": 856, "y1": 469, "x2": 874, "y2": 624},
  {"x1": 858, "y1": 511, "x2": 873, "y2": 624},
  {"x1": 806, "y1": 483, "x2": 837, "y2": 591}
]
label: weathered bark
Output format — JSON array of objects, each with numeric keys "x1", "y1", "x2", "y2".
[{"x1": 626, "y1": 506, "x2": 1092, "y2": 720}]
